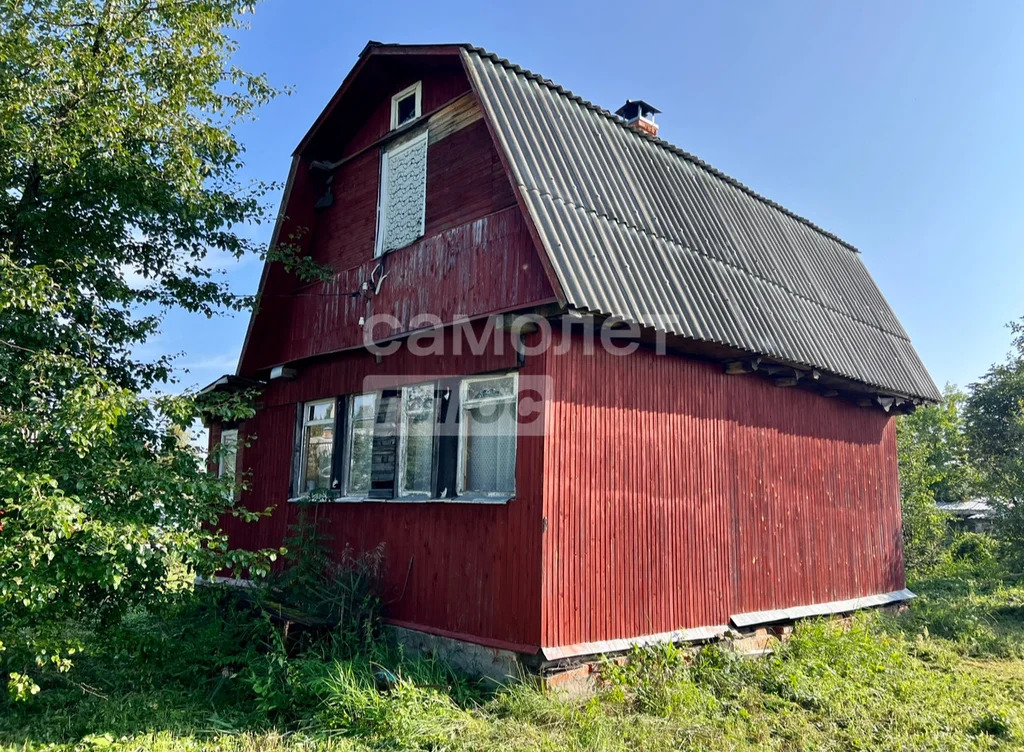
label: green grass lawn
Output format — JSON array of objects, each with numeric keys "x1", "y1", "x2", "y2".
[{"x1": 4, "y1": 560, "x2": 1024, "y2": 751}]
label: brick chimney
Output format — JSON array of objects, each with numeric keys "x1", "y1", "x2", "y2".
[{"x1": 615, "y1": 99, "x2": 661, "y2": 137}]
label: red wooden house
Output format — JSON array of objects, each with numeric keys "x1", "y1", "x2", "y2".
[{"x1": 208, "y1": 42, "x2": 939, "y2": 669}]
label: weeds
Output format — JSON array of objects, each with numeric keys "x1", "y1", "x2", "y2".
[
  {"x1": 267, "y1": 508, "x2": 386, "y2": 659},
  {"x1": 899, "y1": 536, "x2": 1024, "y2": 659},
  {"x1": 310, "y1": 658, "x2": 478, "y2": 748},
  {"x1": 6, "y1": 535, "x2": 1024, "y2": 751}
]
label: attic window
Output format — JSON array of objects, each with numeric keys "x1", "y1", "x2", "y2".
[{"x1": 390, "y1": 81, "x2": 422, "y2": 130}]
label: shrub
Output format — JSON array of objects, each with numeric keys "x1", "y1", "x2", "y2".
[
  {"x1": 951, "y1": 532, "x2": 1000, "y2": 566},
  {"x1": 267, "y1": 507, "x2": 385, "y2": 658}
]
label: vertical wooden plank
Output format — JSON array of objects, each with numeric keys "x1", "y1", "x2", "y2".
[
  {"x1": 235, "y1": 327, "x2": 904, "y2": 655},
  {"x1": 538, "y1": 333, "x2": 905, "y2": 649}
]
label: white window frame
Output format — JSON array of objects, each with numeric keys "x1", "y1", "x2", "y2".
[
  {"x1": 288, "y1": 375, "x2": 518, "y2": 504},
  {"x1": 218, "y1": 428, "x2": 238, "y2": 480},
  {"x1": 338, "y1": 384, "x2": 438, "y2": 501},
  {"x1": 390, "y1": 81, "x2": 422, "y2": 130},
  {"x1": 396, "y1": 382, "x2": 438, "y2": 500},
  {"x1": 296, "y1": 398, "x2": 336, "y2": 496},
  {"x1": 456, "y1": 372, "x2": 518, "y2": 500},
  {"x1": 375, "y1": 128, "x2": 429, "y2": 258},
  {"x1": 340, "y1": 391, "x2": 378, "y2": 499}
]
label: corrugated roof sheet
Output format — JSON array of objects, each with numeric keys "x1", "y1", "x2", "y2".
[
  {"x1": 461, "y1": 46, "x2": 940, "y2": 402},
  {"x1": 937, "y1": 499, "x2": 994, "y2": 518}
]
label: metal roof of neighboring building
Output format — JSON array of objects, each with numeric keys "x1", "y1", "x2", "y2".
[
  {"x1": 937, "y1": 499, "x2": 994, "y2": 519},
  {"x1": 460, "y1": 45, "x2": 941, "y2": 402}
]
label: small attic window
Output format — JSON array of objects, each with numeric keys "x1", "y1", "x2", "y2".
[{"x1": 390, "y1": 82, "x2": 422, "y2": 130}]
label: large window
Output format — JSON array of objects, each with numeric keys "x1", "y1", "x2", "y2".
[
  {"x1": 340, "y1": 384, "x2": 438, "y2": 500},
  {"x1": 458, "y1": 375, "x2": 517, "y2": 497},
  {"x1": 298, "y1": 399, "x2": 335, "y2": 495},
  {"x1": 292, "y1": 373, "x2": 517, "y2": 502},
  {"x1": 376, "y1": 129, "x2": 428, "y2": 256}
]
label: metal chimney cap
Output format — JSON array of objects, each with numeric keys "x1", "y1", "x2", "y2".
[{"x1": 615, "y1": 99, "x2": 661, "y2": 120}]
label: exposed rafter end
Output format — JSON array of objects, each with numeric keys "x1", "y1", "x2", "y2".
[
  {"x1": 857, "y1": 395, "x2": 891, "y2": 410},
  {"x1": 852, "y1": 393, "x2": 920, "y2": 413},
  {"x1": 891, "y1": 397, "x2": 918, "y2": 415},
  {"x1": 721, "y1": 356, "x2": 923, "y2": 411},
  {"x1": 770, "y1": 367, "x2": 802, "y2": 387},
  {"x1": 724, "y1": 357, "x2": 760, "y2": 375}
]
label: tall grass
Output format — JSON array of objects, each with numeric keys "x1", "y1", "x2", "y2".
[{"x1": 5, "y1": 536, "x2": 1024, "y2": 751}]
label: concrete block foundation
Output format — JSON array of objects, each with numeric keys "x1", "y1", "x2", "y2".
[
  {"x1": 386, "y1": 596, "x2": 915, "y2": 698},
  {"x1": 384, "y1": 624, "x2": 524, "y2": 686}
]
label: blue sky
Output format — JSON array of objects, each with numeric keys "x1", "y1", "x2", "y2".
[{"x1": 162, "y1": 0, "x2": 1024, "y2": 395}]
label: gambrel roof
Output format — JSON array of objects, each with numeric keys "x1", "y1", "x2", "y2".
[
  {"x1": 248, "y1": 42, "x2": 938, "y2": 403},
  {"x1": 459, "y1": 45, "x2": 938, "y2": 402}
]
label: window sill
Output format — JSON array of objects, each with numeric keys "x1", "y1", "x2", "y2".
[{"x1": 287, "y1": 495, "x2": 513, "y2": 505}]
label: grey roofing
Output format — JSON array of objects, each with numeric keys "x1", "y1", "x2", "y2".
[
  {"x1": 937, "y1": 499, "x2": 994, "y2": 518},
  {"x1": 461, "y1": 46, "x2": 940, "y2": 402}
]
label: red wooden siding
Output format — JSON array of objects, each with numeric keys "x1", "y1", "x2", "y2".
[
  {"x1": 308, "y1": 115, "x2": 511, "y2": 274},
  {"x1": 240, "y1": 65, "x2": 548, "y2": 376},
  {"x1": 238, "y1": 154, "x2": 320, "y2": 376},
  {"x1": 539, "y1": 331, "x2": 904, "y2": 649},
  {"x1": 310, "y1": 148, "x2": 380, "y2": 272},
  {"x1": 220, "y1": 328, "x2": 547, "y2": 651},
  {"x1": 338, "y1": 64, "x2": 470, "y2": 160},
  {"x1": 252, "y1": 207, "x2": 551, "y2": 368},
  {"x1": 220, "y1": 328, "x2": 904, "y2": 653},
  {"x1": 424, "y1": 119, "x2": 515, "y2": 235}
]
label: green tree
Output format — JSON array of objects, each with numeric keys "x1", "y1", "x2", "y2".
[
  {"x1": 898, "y1": 386, "x2": 978, "y2": 501},
  {"x1": 964, "y1": 319, "x2": 1024, "y2": 559},
  {"x1": 896, "y1": 385, "x2": 979, "y2": 570},
  {"x1": 0, "y1": 0, "x2": 288, "y2": 698}
]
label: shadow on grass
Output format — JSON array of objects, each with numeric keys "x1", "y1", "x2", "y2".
[
  {"x1": 0, "y1": 608, "x2": 273, "y2": 748},
  {"x1": 0, "y1": 591, "x2": 495, "y2": 752}
]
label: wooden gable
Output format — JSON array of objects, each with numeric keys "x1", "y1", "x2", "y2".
[{"x1": 238, "y1": 48, "x2": 556, "y2": 376}]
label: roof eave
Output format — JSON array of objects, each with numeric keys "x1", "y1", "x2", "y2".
[{"x1": 235, "y1": 153, "x2": 301, "y2": 376}]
